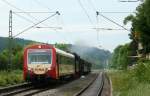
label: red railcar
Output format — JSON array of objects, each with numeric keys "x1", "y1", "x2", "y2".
[
  {"x1": 24, "y1": 44, "x2": 79, "y2": 81},
  {"x1": 24, "y1": 44, "x2": 91, "y2": 81}
]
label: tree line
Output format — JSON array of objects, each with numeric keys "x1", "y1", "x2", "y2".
[
  {"x1": 124, "y1": 0, "x2": 150, "y2": 54},
  {"x1": 0, "y1": 44, "x2": 23, "y2": 70},
  {"x1": 111, "y1": 0, "x2": 150, "y2": 69}
]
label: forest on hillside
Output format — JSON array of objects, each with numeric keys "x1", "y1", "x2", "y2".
[{"x1": 0, "y1": 37, "x2": 35, "y2": 52}]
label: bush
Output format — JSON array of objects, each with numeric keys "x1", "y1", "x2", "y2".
[
  {"x1": 0, "y1": 70, "x2": 24, "y2": 86},
  {"x1": 108, "y1": 70, "x2": 137, "y2": 96},
  {"x1": 108, "y1": 69, "x2": 150, "y2": 96},
  {"x1": 134, "y1": 60, "x2": 150, "y2": 83}
]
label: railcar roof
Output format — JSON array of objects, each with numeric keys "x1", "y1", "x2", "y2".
[
  {"x1": 24, "y1": 44, "x2": 75, "y2": 58},
  {"x1": 55, "y1": 48, "x2": 75, "y2": 58}
]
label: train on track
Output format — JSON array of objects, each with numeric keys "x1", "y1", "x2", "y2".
[{"x1": 23, "y1": 44, "x2": 91, "y2": 81}]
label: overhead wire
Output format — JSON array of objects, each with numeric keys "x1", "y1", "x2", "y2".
[
  {"x1": 77, "y1": 0, "x2": 101, "y2": 45},
  {"x1": 32, "y1": 0, "x2": 68, "y2": 44},
  {"x1": 34, "y1": 0, "x2": 63, "y2": 28},
  {"x1": 93, "y1": 27, "x2": 129, "y2": 30},
  {"x1": 97, "y1": 12, "x2": 130, "y2": 31},
  {"x1": 87, "y1": 0, "x2": 97, "y2": 11},
  {"x1": 119, "y1": 0, "x2": 140, "y2": 2},
  {"x1": 33, "y1": 0, "x2": 70, "y2": 43},
  {"x1": 13, "y1": 11, "x2": 58, "y2": 27},
  {"x1": 13, "y1": 12, "x2": 58, "y2": 38},
  {"x1": 1, "y1": 0, "x2": 53, "y2": 27},
  {"x1": 85, "y1": 0, "x2": 131, "y2": 47},
  {"x1": 1, "y1": 0, "x2": 23, "y2": 11},
  {"x1": 77, "y1": 0, "x2": 94, "y2": 25},
  {"x1": 13, "y1": 12, "x2": 36, "y2": 25},
  {"x1": 14, "y1": 11, "x2": 56, "y2": 13},
  {"x1": 32, "y1": 0, "x2": 63, "y2": 29},
  {"x1": 13, "y1": 12, "x2": 62, "y2": 29},
  {"x1": 2, "y1": 0, "x2": 62, "y2": 38},
  {"x1": 97, "y1": 11, "x2": 135, "y2": 13},
  {"x1": 83, "y1": 0, "x2": 131, "y2": 31},
  {"x1": 96, "y1": 11, "x2": 100, "y2": 44},
  {"x1": 2, "y1": 0, "x2": 37, "y2": 21},
  {"x1": 33, "y1": 0, "x2": 52, "y2": 11},
  {"x1": 87, "y1": 0, "x2": 101, "y2": 44}
]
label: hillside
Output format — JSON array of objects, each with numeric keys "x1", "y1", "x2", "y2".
[
  {"x1": 68, "y1": 45, "x2": 112, "y2": 69},
  {"x1": 0, "y1": 37, "x2": 35, "y2": 52}
]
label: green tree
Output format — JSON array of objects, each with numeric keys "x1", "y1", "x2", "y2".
[
  {"x1": 111, "y1": 44, "x2": 131, "y2": 69},
  {"x1": 0, "y1": 50, "x2": 9, "y2": 70},
  {"x1": 0, "y1": 44, "x2": 23, "y2": 70},
  {"x1": 124, "y1": 0, "x2": 150, "y2": 53},
  {"x1": 111, "y1": 45, "x2": 122, "y2": 68},
  {"x1": 12, "y1": 50, "x2": 23, "y2": 69}
]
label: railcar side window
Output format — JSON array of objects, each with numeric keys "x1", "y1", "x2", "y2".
[
  {"x1": 28, "y1": 49, "x2": 52, "y2": 64},
  {"x1": 60, "y1": 56, "x2": 74, "y2": 65}
]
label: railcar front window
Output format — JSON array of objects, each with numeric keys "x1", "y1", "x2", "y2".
[{"x1": 28, "y1": 49, "x2": 52, "y2": 64}]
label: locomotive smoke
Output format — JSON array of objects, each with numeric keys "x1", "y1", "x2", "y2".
[
  {"x1": 68, "y1": 40, "x2": 111, "y2": 69},
  {"x1": 69, "y1": 41, "x2": 91, "y2": 59},
  {"x1": 69, "y1": 41, "x2": 91, "y2": 57}
]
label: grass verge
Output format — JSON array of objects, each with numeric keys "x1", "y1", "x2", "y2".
[
  {"x1": 0, "y1": 70, "x2": 24, "y2": 87},
  {"x1": 108, "y1": 70, "x2": 150, "y2": 96}
]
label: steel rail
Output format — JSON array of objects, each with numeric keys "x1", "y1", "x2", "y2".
[
  {"x1": 0, "y1": 82, "x2": 52, "y2": 96},
  {"x1": 73, "y1": 72, "x2": 102, "y2": 96},
  {"x1": 0, "y1": 82, "x2": 33, "y2": 95},
  {"x1": 1, "y1": 86, "x2": 35, "y2": 96},
  {"x1": 96, "y1": 73, "x2": 104, "y2": 96},
  {"x1": 0, "y1": 80, "x2": 64, "y2": 96},
  {"x1": 0, "y1": 82, "x2": 31, "y2": 93}
]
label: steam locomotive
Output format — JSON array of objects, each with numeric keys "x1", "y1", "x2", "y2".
[{"x1": 23, "y1": 44, "x2": 91, "y2": 81}]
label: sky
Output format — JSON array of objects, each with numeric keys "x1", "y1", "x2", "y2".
[{"x1": 0, "y1": 0, "x2": 141, "y2": 52}]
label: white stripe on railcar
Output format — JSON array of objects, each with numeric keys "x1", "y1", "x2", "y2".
[{"x1": 55, "y1": 48, "x2": 75, "y2": 58}]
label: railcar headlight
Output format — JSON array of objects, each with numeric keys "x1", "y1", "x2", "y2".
[
  {"x1": 28, "y1": 67, "x2": 31, "y2": 70},
  {"x1": 48, "y1": 68, "x2": 51, "y2": 70}
]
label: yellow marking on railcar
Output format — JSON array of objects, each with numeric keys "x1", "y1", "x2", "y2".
[{"x1": 28, "y1": 64, "x2": 50, "y2": 75}]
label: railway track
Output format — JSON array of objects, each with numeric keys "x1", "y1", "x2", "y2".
[
  {"x1": 0, "y1": 81, "x2": 59, "y2": 96},
  {"x1": 0, "y1": 79, "x2": 74, "y2": 96},
  {"x1": 0, "y1": 82, "x2": 31, "y2": 94},
  {"x1": 0, "y1": 72, "x2": 110, "y2": 96},
  {"x1": 74, "y1": 72, "x2": 105, "y2": 96},
  {"x1": 0, "y1": 82, "x2": 35, "y2": 96}
]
